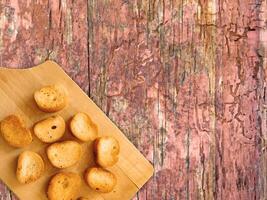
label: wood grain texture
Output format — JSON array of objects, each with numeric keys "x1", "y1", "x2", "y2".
[{"x1": 0, "y1": 0, "x2": 265, "y2": 200}]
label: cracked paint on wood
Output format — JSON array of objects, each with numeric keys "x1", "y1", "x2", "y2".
[{"x1": 0, "y1": 0, "x2": 266, "y2": 200}]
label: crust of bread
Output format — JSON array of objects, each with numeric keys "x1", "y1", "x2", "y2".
[
  {"x1": 34, "y1": 85, "x2": 67, "y2": 112},
  {"x1": 34, "y1": 115, "x2": 65, "y2": 143},
  {"x1": 47, "y1": 140, "x2": 82, "y2": 168},
  {"x1": 0, "y1": 115, "x2": 32, "y2": 147},
  {"x1": 94, "y1": 136, "x2": 120, "y2": 168},
  {"x1": 84, "y1": 167, "x2": 117, "y2": 193},
  {"x1": 16, "y1": 151, "x2": 45, "y2": 184},
  {"x1": 47, "y1": 172, "x2": 81, "y2": 200},
  {"x1": 70, "y1": 113, "x2": 98, "y2": 142}
]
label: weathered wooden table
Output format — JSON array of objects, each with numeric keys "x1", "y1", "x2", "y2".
[{"x1": 0, "y1": 0, "x2": 266, "y2": 199}]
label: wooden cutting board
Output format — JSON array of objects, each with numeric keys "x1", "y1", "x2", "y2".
[{"x1": 0, "y1": 61, "x2": 154, "y2": 200}]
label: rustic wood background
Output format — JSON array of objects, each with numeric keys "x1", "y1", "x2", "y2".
[{"x1": 0, "y1": 0, "x2": 266, "y2": 199}]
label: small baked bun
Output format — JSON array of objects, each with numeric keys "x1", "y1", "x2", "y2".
[
  {"x1": 16, "y1": 151, "x2": 45, "y2": 184},
  {"x1": 34, "y1": 85, "x2": 67, "y2": 112},
  {"x1": 47, "y1": 141, "x2": 82, "y2": 168},
  {"x1": 70, "y1": 113, "x2": 98, "y2": 142},
  {"x1": 0, "y1": 115, "x2": 32, "y2": 148},
  {"x1": 94, "y1": 136, "x2": 120, "y2": 167},
  {"x1": 47, "y1": 172, "x2": 81, "y2": 200},
  {"x1": 34, "y1": 115, "x2": 65, "y2": 143},
  {"x1": 84, "y1": 167, "x2": 117, "y2": 193},
  {"x1": 77, "y1": 198, "x2": 89, "y2": 200}
]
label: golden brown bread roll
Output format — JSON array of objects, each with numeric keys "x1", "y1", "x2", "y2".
[
  {"x1": 16, "y1": 151, "x2": 45, "y2": 184},
  {"x1": 47, "y1": 140, "x2": 82, "y2": 168},
  {"x1": 94, "y1": 136, "x2": 120, "y2": 168},
  {"x1": 0, "y1": 115, "x2": 32, "y2": 148},
  {"x1": 84, "y1": 167, "x2": 117, "y2": 193},
  {"x1": 34, "y1": 85, "x2": 67, "y2": 112},
  {"x1": 34, "y1": 115, "x2": 65, "y2": 143},
  {"x1": 47, "y1": 172, "x2": 81, "y2": 200},
  {"x1": 70, "y1": 112, "x2": 98, "y2": 142}
]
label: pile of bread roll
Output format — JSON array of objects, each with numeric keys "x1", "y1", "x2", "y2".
[{"x1": 0, "y1": 85, "x2": 120, "y2": 200}]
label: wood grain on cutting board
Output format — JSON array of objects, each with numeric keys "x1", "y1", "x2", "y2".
[{"x1": 0, "y1": 61, "x2": 153, "y2": 200}]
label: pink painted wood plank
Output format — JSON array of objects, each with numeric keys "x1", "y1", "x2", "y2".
[{"x1": 0, "y1": 0, "x2": 265, "y2": 199}]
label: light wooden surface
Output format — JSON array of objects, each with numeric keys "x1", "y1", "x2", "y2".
[{"x1": 0, "y1": 60, "x2": 153, "y2": 200}]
